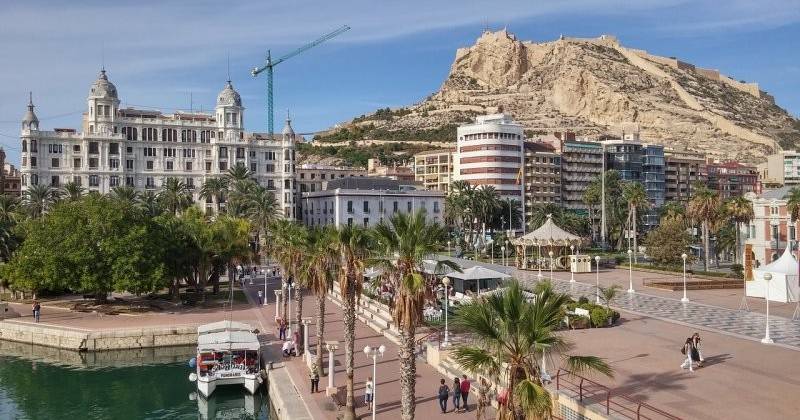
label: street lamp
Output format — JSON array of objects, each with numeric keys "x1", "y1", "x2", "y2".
[
  {"x1": 570, "y1": 245, "x2": 575, "y2": 283},
  {"x1": 501, "y1": 246, "x2": 506, "y2": 267},
  {"x1": 761, "y1": 273, "x2": 774, "y2": 344},
  {"x1": 447, "y1": 240, "x2": 451, "y2": 257},
  {"x1": 549, "y1": 250, "x2": 554, "y2": 281},
  {"x1": 286, "y1": 281, "x2": 293, "y2": 335},
  {"x1": 595, "y1": 255, "x2": 601, "y2": 304},
  {"x1": 627, "y1": 249, "x2": 635, "y2": 294},
  {"x1": 262, "y1": 269, "x2": 268, "y2": 306},
  {"x1": 537, "y1": 244, "x2": 543, "y2": 279},
  {"x1": 442, "y1": 277, "x2": 451, "y2": 347},
  {"x1": 363, "y1": 345, "x2": 387, "y2": 420},
  {"x1": 681, "y1": 253, "x2": 689, "y2": 303}
]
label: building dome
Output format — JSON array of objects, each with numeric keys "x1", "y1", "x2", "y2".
[
  {"x1": 217, "y1": 81, "x2": 242, "y2": 107},
  {"x1": 22, "y1": 92, "x2": 39, "y2": 130},
  {"x1": 89, "y1": 69, "x2": 118, "y2": 99},
  {"x1": 282, "y1": 117, "x2": 295, "y2": 136}
]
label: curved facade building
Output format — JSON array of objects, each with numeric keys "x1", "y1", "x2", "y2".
[{"x1": 455, "y1": 114, "x2": 524, "y2": 200}]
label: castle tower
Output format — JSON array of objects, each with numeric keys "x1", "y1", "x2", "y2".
[
  {"x1": 21, "y1": 92, "x2": 39, "y2": 132},
  {"x1": 215, "y1": 80, "x2": 244, "y2": 141},
  {"x1": 85, "y1": 69, "x2": 119, "y2": 135}
]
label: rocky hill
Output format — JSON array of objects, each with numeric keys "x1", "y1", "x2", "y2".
[{"x1": 315, "y1": 30, "x2": 800, "y2": 163}]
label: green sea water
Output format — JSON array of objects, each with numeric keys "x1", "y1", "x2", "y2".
[{"x1": 0, "y1": 344, "x2": 273, "y2": 420}]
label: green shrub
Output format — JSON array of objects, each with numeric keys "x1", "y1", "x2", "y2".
[
  {"x1": 590, "y1": 308, "x2": 610, "y2": 327},
  {"x1": 578, "y1": 296, "x2": 589, "y2": 305}
]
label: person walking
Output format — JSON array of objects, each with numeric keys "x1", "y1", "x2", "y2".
[
  {"x1": 476, "y1": 378, "x2": 489, "y2": 420},
  {"x1": 680, "y1": 337, "x2": 695, "y2": 371},
  {"x1": 452, "y1": 377, "x2": 462, "y2": 412},
  {"x1": 32, "y1": 300, "x2": 40, "y2": 323},
  {"x1": 365, "y1": 376, "x2": 374, "y2": 409},
  {"x1": 310, "y1": 364, "x2": 320, "y2": 393},
  {"x1": 278, "y1": 319, "x2": 287, "y2": 341},
  {"x1": 257, "y1": 290, "x2": 264, "y2": 305},
  {"x1": 437, "y1": 378, "x2": 450, "y2": 414},
  {"x1": 460, "y1": 374, "x2": 471, "y2": 412},
  {"x1": 691, "y1": 332, "x2": 705, "y2": 367}
]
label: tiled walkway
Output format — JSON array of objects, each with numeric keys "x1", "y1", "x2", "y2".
[{"x1": 441, "y1": 257, "x2": 800, "y2": 350}]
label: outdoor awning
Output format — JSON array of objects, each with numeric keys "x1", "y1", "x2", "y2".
[
  {"x1": 512, "y1": 214, "x2": 584, "y2": 246},
  {"x1": 197, "y1": 320, "x2": 254, "y2": 334},
  {"x1": 197, "y1": 330, "x2": 260, "y2": 352},
  {"x1": 754, "y1": 244, "x2": 799, "y2": 276},
  {"x1": 445, "y1": 266, "x2": 510, "y2": 280}
]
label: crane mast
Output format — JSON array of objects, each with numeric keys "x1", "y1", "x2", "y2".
[{"x1": 252, "y1": 25, "x2": 350, "y2": 137}]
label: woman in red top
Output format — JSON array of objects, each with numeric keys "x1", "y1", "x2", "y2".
[{"x1": 459, "y1": 374, "x2": 471, "y2": 412}]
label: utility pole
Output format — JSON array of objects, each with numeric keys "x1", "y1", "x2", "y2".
[{"x1": 600, "y1": 142, "x2": 607, "y2": 249}]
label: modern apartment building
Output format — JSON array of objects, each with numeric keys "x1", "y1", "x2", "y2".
[
  {"x1": 601, "y1": 137, "x2": 665, "y2": 228},
  {"x1": 759, "y1": 150, "x2": 800, "y2": 187},
  {"x1": 664, "y1": 149, "x2": 707, "y2": 203},
  {"x1": 559, "y1": 140, "x2": 603, "y2": 214},
  {"x1": 413, "y1": 149, "x2": 454, "y2": 191},
  {"x1": 706, "y1": 161, "x2": 758, "y2": 199},
  {"x1": 297, "y1": 164, "x2": 367, "y2": 194},
  {"x1": 523, "y1": 141, "x2": 561, "y2": 216},
  {"x1": 19, "y1": 70, "x2": 298, "y2": 217},
  {"x1": 300, "y1": 177, "x2": 445, "y2": 228},
  {"x1": 455, "y1": 113, "x2": 524, "y2": 201}
]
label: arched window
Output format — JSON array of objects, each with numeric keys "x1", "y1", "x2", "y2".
[{"x1": 22, "y1": 140, "x2": 27, "y2": 152}]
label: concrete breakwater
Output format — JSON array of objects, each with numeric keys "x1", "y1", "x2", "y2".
[{"x1": 0, "y1": 320, "x2": 197, "y2": 351}]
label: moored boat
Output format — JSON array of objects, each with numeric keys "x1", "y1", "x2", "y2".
[{"x1": 191, "y1": 320, "x2": 262, "y2": 397}]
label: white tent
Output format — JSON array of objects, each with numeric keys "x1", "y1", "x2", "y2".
[
  {"x1": 749, "y1": 244, "x2": 800, "y2": 303},
  {"x1": 446, "y1": 265, "x2": 510, "y2": 295}
]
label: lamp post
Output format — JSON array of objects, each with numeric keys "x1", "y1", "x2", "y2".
[
  {"x1": 490, "y1": 242, "x2": 494, "y2": 265},
  {"x1": 302, "y1": 318, "x2": 312, "y2": 360},
  {"x1": 761, "y1": 273, "x2": 774, "y2": 344},
  {"x1": 681, "y1": 253, "x2": 689, "y2": 303},
  {"x1": 274, "y1": 290, "x2": 282, "y2": 319},
  {"x1": 363, "y1": 345, "x2": 386, "y2": 420},
  {"x1": 595, "y1": 256, "x2": 601, "y2": 304},
  {"x1": 442, "y1": 277, "x2": 451, "y2": 347},
  {"x1": 570, "y1": 245, "x2": 575, "y2": 283},
  {"x1": 325, "y1": 341, "x2": 339, "y2": 396},
  {"x1": 537, "y1": 244, "x2": 543, "y2": 279},
  {"x1": 286, "y1": 281, "x2": 293, "y2": 336},
  {"x1": 262, "y1": 269, "x2": 268, "y2": 306},
  {"x1": 501, "y1": 246, "x2": 506, "y2": 267},
  {"x1": 447, "y1": 240, "x2": 451, "y2": 257},
  {"x1": 549, "y1": 250, "x2": 554, "y2": 281},
  {"x1": 627, "y1": 249, "x2": 635, "y2": 294}
]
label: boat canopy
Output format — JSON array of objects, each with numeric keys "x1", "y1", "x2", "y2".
[
  {"x1": 197, "y1": 330, "x2": 260, "y2": 352},
  {"x1": 198, "y1": 320, "x2": 253, "y2": 335}
]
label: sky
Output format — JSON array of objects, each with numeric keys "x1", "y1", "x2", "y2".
[{"x1": 1, "y1": 0, "x2": 799, "y2": 164}]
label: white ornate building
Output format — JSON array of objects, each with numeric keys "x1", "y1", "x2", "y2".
[{"x1": 19, "y1": 69, "x2": 297, "y2": 218}]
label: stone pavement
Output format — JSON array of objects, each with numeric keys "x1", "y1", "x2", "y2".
[{"x1": 440, "y1": 257, "x2": 800, "y2": 350}]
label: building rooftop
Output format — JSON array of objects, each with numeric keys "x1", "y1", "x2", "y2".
[{"x1": 324, "y1": 176, "x2": 410, "y2": 191}]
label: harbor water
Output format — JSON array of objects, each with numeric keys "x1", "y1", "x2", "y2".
[{"x1": 0, "y1": 342, "x2": 274, "y2": 420}]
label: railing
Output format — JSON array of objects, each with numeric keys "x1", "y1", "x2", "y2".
[{"x1": 554, "y1": 369, "x2": 681, "y2": 420}]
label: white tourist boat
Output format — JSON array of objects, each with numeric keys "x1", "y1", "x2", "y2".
[{"x1": 191, "y1": 320, "x2": 262, "y2": 397}]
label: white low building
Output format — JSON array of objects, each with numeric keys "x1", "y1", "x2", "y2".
[{"x1": 300, "y1": 177, "x2": 445, "y2": 228}]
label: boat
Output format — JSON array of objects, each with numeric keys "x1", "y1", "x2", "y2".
[{"x1": 191, "y1": 320, "x2": 262, "y2": 397}]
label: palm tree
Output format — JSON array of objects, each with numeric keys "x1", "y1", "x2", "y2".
[
  {"x1": 452, "y1": 280, "x2": 612, "y2": 419},
  {"x1": 622, "y1": 182, "x2": 649, "y2": 263},
  {"x1": 109, "y1": 185, "x2": 139, "y2": 205},
  {"x1": 599, "y1": 284, "x2": 621, "y2": 313},
  {"x1": 226, "y1": 163, "x2": 253, "y2": 182},
  {"x1": 370, "y1": 210, "x2": 458, "y2": 420},
  {"x1": 474, "y1": 185, "x2": 501, "y2": 231},
  {"x1": 582, "y1": 182, "x2": 600, "y2": 243},
  {"x1": 245, "y1": 186, "x2": 280, "y2": 256},
  {"x1": 0, "y1": 195, "x2": 19, "y2": 262},
  {"x1": 22, "y1": 184, "x2": 59, "y2": 218},
  {"x1": 334, "y1": 224, "x2": 372, "y2": 420},
  {"x1": 138, "y1": 190, "x2": 161, "y2": 217},
  {"x1": 299, "y1": 227, "x2": 339, "y2": 377},
  {"x1": 199, "y1": 177, "x2": 229, "y2": 215},
  {"x1": 0, "y1": 195, "x2": 19, "y2": 225},
  {"x1": 785, "y1": 188, "x2": 800, "y2": 258},
  {"x1": 227, "y1": 179, "x2": 258, "y2": 217},
  {"x1": 725, "y1": 196, "x2": 754, "y2": 264},
  {"x1": 687, "y1": 185, "x2": 721, "y2": 271},
  {"x1": 60, "y1": 181, "x2": 85, "y2": 202},
  {"x1": 271, "y1": 219, "x2": 309, "y2": 348},
  {"x1": 215, "y1": 215, "x2": 253, "y2": 295},
  {"x1": 158, "y1": 177, "x2": 193, "y2": 215},
  {"x1": 715, "y1": 224, "x2": 737, "y2": 265}
]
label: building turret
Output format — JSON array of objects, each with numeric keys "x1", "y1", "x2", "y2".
[
  {"x1": 21, "y1": 92, "x2": 39, "y2": 132},
  {"x1": 85, "y1": 68, "x2": 120, "y2": 135},
  {"x1": 216, "y1": 80, "x2": 244, "y2": 141}
]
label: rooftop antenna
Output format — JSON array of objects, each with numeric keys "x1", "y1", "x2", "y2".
[
  {"x1": 227, "y1": 52, "x2": 231, "y2": 82},
  {"x1": 101, "y1": 42, "x2": 105, "y2": 71}
]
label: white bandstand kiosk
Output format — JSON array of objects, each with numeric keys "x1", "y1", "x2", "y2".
[{"x1": 749, "y1": 245, "x2": 800, "y2": 303}]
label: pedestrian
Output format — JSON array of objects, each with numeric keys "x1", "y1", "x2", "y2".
[
  {"x1": 691, "y1": 332, "x2": 704, "y2": 367},
  {"x1": 278, "y1": 319, "x2": 287, "y2": 341},
  {"x1": 310, "y1": 363, "x2": 320, "y2": 393},
  {"x1": 365, "y1": 376, "x2": 374, "y2": 409},
  {"x1": 476, "y1": 378, "x2": 489, "y2": 420},
  {"x1": 460, "y1": 374, "x2": 471, "y2": 412},
  {"x1": 293, "y1": 330, "x2": 301, "y2": 355},
  {"x1": 452, "y1": 376, "x2": 462, "y2": 412},
  {"x1": 437, "y1": 378, "x2": 450, "y2": 414},
  {"x1": 680, "y1": 337, "x2": 695, "y2": 371},
  {"x1": 257, "y1": 290, "x2": 263, "y2": 305},
  {"x1": 32, "y1": 300, "x2": 41, "y2": 323}
]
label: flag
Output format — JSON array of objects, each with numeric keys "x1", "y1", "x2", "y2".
[{"x1": 515, "y1": 167, "x2": 523, "y2": 185}]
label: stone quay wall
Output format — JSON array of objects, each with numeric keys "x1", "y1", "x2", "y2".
[{"x1": 0, "y1": 321, "x2": 197, "y2": 351}]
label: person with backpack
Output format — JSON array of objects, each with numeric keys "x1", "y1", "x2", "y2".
[
  {"x1": 32, "y1": 301, "x2": 41, "y2": 323},
  {"x1": 437, "y1": 378, "x2": 450, "y2": 413},
  {"x1": 691, "y1": 332, "x2": 705, "y2": 367},
  {"x1": 680, "y1": 337, "x2": 695, "y2": 371},
  {"x1": 365, "y1": 376, "x2": 374, "y2": 409}
]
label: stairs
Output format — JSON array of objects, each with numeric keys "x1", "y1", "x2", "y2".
[{"x1": 327, "y1": 286, "x2": 403, "y2": 345}]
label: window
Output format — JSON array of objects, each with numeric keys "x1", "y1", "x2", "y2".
[
  {"x1": 89, "y1": 158, "x2": 98, "y2": 169},
  {"x1": 393, "y1": 201, "x2": 398, "y2": 213},
  {"x1": 434, "y1": 201, "x2": 440, "y2": 213},
  {"x1": 219, "y1": 161, "x2": 227, "y2": 171},
  {"x1": 109, "y1": 143, "x2": 119, "y2": 155},
  {"x1": 89, "y1": 175, "x2": 99, "y2": 187},
  {"x1": 219, "y1": 147, "x2": 228, "y2": 158},
  {"x1": 125, "y1": 176, "x2": 134, "y2": 187},
  {"x1": 145, "y1": 177, "x2": 155, "y2": 189},
  {"x1": 205, "y1": 161, "x2": 212, "y2": 172},
  {"x1": 109, "y1": 158, "x2": 119, "y2": 169},
  {"x1": 249, "y1": 150, "x2": 256, "y2": 158},
  {"x1": 110, "y1": 176, "x2": 120, "y2": 187},
  {"x1": 265, "y1": 164, "x2": 275, "y2": 173},
  {"x1": 347, "y1": 201, "x2": 354, "y2": 213},
  {"x1": 73, "y1": 145, "x2": 80, "y2": 153},
  {"x1": 73, "y1": 176, "x2": 82, "y2": 186},
  {"x1": 185, "y1": 161, "x2": 193, "y2": 171},
  {"x1": 146, "y1": 160, "x2": 154, "y2": 170},
  {"x1": 89, "y1": 142, "x2": 99, "y2": 154},
  {"x1": 48, "y1": 144, "x2": 63, "y2": 153},
  {"x1": 127, "y1": 146, "x2": 133, "y2": 154},
  {"x1": 51, "y1": 176, "x2": 59, "y2": 187},
  {"x1": 126, "y1": 159, "x2": 134, "y2": 170},
  {"x1": 347, "y1": 218, "x2": 353, "y2": 226},
  {"x1": 163, "y1": 148, "x2": 176, "y2": 158},
  {"x1": 144, "y1": 147, "x2": 157, "y2": 157},
  {"x1": 363, "y1": 218, "x2": 369, "y2": 227},
  {"x1": 30, "y1": 174, "x2": 38, "y2": 185},
  {"x1": 166, "y1": 161, "x2": 174, "y2": 171},
  {"x1": 186, "y1": 178, "x2": 195, "y2": 189},
  {"x1": 182, "y1": 149, "x2": 196, "y2": 158},
  {"x1": 236, "y1": 147, "x2": 245, "y2": 159},
  {"x1": 30, "y1": 157, "x2": 37, "y2": 168},
  {"x1": 363, "y1": 201, "x2": 370, "y2": 213},
  {"x1": 51, "y1": 158, "x2": 59, "y2": 168},
  {"x1": 31, "y1": 140, "x2": 37, "y2": 152},
  {"x1": 407, "y1": 201, "x2": 412, "y2": 212},
  {"x1": 22, "y1": 140, "x2": 27, "y2": 152},
  {"x1": 250, "y1": 162, "x2": 257, "y2": 173},
  {"x1": 265, "y1": 151, "x2": 276, "y2": 160}
]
